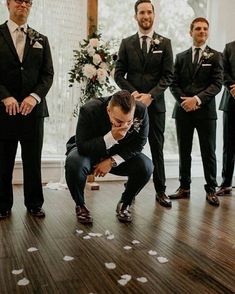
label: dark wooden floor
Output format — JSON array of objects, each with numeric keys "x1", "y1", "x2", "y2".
[{"x1": 0, "y1": 178, "x2": 235, "y2": 294}]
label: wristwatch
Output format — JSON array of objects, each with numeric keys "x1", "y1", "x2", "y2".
[{"x1": 110, "y1": 157, "x2": 117, "y2": 167}]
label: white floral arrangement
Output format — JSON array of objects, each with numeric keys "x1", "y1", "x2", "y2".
[{"x1": 69, "y1": 32, "x2": 117, "y2": 114}]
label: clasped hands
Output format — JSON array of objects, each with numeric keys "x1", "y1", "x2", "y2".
[
  {"x1": 180, "y1": 96, "x2": 199, "y2": 112},
  {"x1": 230, "y1": 84, "x2": 235, "y2": 98},
  {"x1": 2, "y1": 96, "x2": 37, "y2": 116},
  {"x1": 131, "y1": 91, "x2": 153, "y2": 107}
]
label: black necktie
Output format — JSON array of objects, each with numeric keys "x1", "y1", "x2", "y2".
[
  {"x1": 142, "y1": 36, "x2": 148, "y2": 59},
  {"x1": 193, "y1": 47, "x2": 200, "y2": 65}
]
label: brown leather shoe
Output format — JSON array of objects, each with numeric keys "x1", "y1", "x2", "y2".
[
  {"x1": 216, "y1": 186, "x2": 232, "y2": 196},
  {"x1": 156, "y1": 192, "x2": 172, "y2": 208},
  {"x1": 76, "y1": 205, "x2": 93, "y2": 224},
  {"x1": 206, "y1": 192, "x2": 220, "y2": 206},
  {"x1": 116, "y1": 201, "x2": 132, "y2": 223},
  {"x1": 0, "y1": 210, "x2": 11, "y2": 220},
  {"x1": 169, "y1": 188, "x2": 190, "y2": 199}
]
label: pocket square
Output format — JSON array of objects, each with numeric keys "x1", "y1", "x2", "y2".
[
  {"x1": 33, "y1": 41, "x2": 43, "y2": 49},
  {"x1": 202, "y1": 64, "x2": 212, "y2": 66},
  {"x1": 153, "y1": 50, "x2": 163, "y2": 53}
]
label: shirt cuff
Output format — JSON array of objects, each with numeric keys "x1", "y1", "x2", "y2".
[
  {"x1": 112, "y1": 154, "x2": 124, "y2": 166},
  {"x1": 30, "y1": 93, "x2": 41, "y2": 104},
  {"x1": 194, "y1": 95, "x2": 201, "y2": 105},
  {"x1": 104, "y1": 131, "x2": 118, "y2": 150}
]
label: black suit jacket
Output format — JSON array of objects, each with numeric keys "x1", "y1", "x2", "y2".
[
  {"x1": 219, "y1": 41, "x2": 235, "y2": 112},
  {"x1": 67, "y1": 96, "x2": 149, "y2": 162},
  {"x1": 0, "y1": 22, "x2": 54, "y2": 139},
  {"x1": 114, "y1": 32, "x2": 173, "y2": 112},
  {"x1": 170, "y1": 46, "x2": 223, "y2": 120}
]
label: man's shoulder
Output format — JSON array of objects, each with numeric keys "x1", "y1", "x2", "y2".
[
  {"x1": 154, "y1": 32, "x2": 171, "y2": 43},
  {"x1": 176, "y1": 48, "x2": 190, "y2": 59},
  {"x1": 122, "y1": 33, "x2": 138, "y2": 43},
  {"x1": 135, "y1": 101, "x2": 147, "y2": 116},
  {"x1": 225, "y1": 41, "x2": 235, "y2": 50},
  {"x1": 81, "y1": 96, "x2": 109, "y2": 112}
]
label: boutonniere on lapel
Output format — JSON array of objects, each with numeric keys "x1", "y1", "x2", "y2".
[
  {"x1": 150, "y1": 36, "x2": 163, "y2": 52},
  {"x1": 27, "y1": 28, "x2": 43, "y2": 45},
  {"x1": 200, "y1": 49, "x2": 214, "y2": 63},
  {"x1": 132, "y1": 118, "x2": 143, "y2": 133}
]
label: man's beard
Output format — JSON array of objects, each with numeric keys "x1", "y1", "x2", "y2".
[{"x1": 138, "y1": 19, "x2": 153, "y2": 31}]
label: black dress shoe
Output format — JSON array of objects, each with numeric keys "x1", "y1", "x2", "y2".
[
  {"x1": 76, "y1": 205, "x2": 93, "y2": 224},
  {"x1": 28, "y1": 207, "x2": 45, "y2": 217},
  {"x1": 169, "y1": 188, "x2": 190, "y2": 199},
  {"x1": 216, "y1": 186, "x2": 232, "y2": 196},
  {"x1": 206, "y1": 192, "x2": 220, "y2": 206},
  {"x1": 0, "y1": 210, "x2": 11, "y2": 220},
  {"x1": 116, "y1": 201, "x2": 132, "y2": 223},
  {"x1": 156, "y1": 192, "x2": 172, "y2": 208}
]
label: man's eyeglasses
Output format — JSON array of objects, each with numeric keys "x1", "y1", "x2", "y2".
[{"x1": 14, "y1": 0, "x2": 33, "y2": 6}]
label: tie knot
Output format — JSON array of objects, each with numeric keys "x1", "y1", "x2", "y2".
[
  {"x1": 142, "y1": 36, "x2": 148, "y2": 41},
  {"x1": 194, "y1": 47, "x2": 200, "y2": 52},
  {"x1": 17, "y1": 27, "x2": 25, "y2": 33}
]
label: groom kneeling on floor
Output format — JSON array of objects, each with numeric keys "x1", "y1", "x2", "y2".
[{"x1": 65, "y1": 90, "x2": 153, "y2": 224}]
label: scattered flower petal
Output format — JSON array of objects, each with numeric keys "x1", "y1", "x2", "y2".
[
  {"x1": 12, "y1": 269, "x2": 23, "y2": 275},
  {"x1": 95, "y1": 233, "x2": 103, "y2": 237},
  {"x1": 120, "y1": 274, "x2": 132, "y2": 282},
  {"x1": 63, "y1": 256, "x2": 74, "y2": 261},
  {"x1": 88, "y1": 232, "x2": 98, "y2": 237},
  {"x1": 27, "y1": 247, "x2": 38, "y2": 252},
  {"x1": 105, "y1": 230, "x2": 111, "y2": 236},
  {"x1": 137, "y1": 277, "x2": 148, "y2": 283},
  {"x1": 157, "y1": 256, "x2": 169, "y2": 263},
  {"x1": 83, "y1": 235, "x2": 91, "y2": 240},
  {"x1": 75, "y1": 229, "x2": 84, "y2": 234},
  {"x1": 118, "y1": 279, "x2": 128, "y2": 286},
  {"x1": 17, "y1": 278, "x2": 30, "y2": 286},
  {"x1": 148, "y1": 250, "x2": 157, "y2": 256},
  {"x1": 107, "y1": 234, "x2": 115, "y2": 240},
  {"x1": 123, "y1": 246, "x2": 132, "y2": 250},
  {"x1": 132, "y1": 240, "x2": 140, "y2": 245},
  {"x1": 105, "y1": 262, "x2": 116, "y2": 270}
]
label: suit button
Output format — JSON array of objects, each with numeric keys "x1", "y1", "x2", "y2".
[{"x1": 20, "y1": 67, "x2": 24, "y2": 70}]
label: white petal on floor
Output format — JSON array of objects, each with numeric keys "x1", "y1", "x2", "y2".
[
  {"x1": 136, "y1": 277, "x2": 148, "y2": 283},
  {"x1": 105, "y1": 262, "x2": 116, "y2": 270},
  {"x1": 12, "y1": 269, "x2": 23, "y2": 275},
  {"x1": 148, "y1": 250, "x2": 157, "y2": 256},
  {"x1": 118, "y1": 279, "x2": 129, "y2": 286},
  {"x1": 83, "y1": 235, "x2": 91, "y2": 240},
  {"x1": 105, "y1": 230, "x2": 111, "y2": 236},
  {"x1": 95, "y1": 233, "x2": 103, "y2": 237},
  {"x1": 17, "y1": 278, "x2": 30, "y2": 286},
  {"x1": 88, "y1": 232, "x2": 103, "y2": 237},
  {"x1": 75, "y1": 229, "x2": 84, "y2": 234},
  {"x1": 132, "y1": 240, "x2": 140, "y2": 245},
  {"x1": 63, "y1": 256, "x2": 74, "y2": 261},
  {"x1": 157, "y1": 256, "x2": 169, "y2": 263},
  {"x1": 27, "y1": 247, "x2": 38, "y2": 252},
  {"x1": 120, "y1": 274, "x2": 132, "y2": 282},
  {"x1": 106, "y1": 234, "x2": 115, "y2": 240},
  {"x1": 123, "y1": 246, "x2": 132, "y2": 250}
]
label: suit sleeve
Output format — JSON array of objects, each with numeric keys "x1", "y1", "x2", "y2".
[
  {"x1": 170, "y1": 54, "x2": 186, "y2": 104},
  {"x1": 149, "y1": 39, "x2": 173, "y2": 100},
  {"x1": 196, "y1": 52, "x2": 223, "y2": 105},
  {"x1": 223, "y1": 44, "x2": 235, "y2": 89},
  {"x1": 114, "y1": 39, "x2": 137, "y2": 93},
  {"x1": 32, "y1": 36, "x2": 54, "y2": 99},
  {"x1": 75, "y1": 106, "x2": 108, "y2": 158}
]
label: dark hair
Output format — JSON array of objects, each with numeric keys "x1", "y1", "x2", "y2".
[
  {"x1": 134, "y1": 0, "x2": 154, "y2": 14},
  {"x1": 110, "y1": 90, "x2": 136, "y2": 114},
  {"x1": 190, "y1": 17, "x2": 209, "y2": 31}
]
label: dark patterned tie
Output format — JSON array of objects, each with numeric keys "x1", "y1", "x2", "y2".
[
  {"x1": 193, "y1": 47, "x2": 200, "y2": 66},
  {"x1": 142, "y1": 36, "x2": 148, "y2": 59}
]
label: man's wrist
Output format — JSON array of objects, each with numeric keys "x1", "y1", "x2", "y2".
[{"x1": 110, "y1": 157, "x2": 117, "y2": 168}]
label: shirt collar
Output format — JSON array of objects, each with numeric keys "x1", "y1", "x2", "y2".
[
  {"x1": 192, "y1": 44, "x2": 207, "y2": 52},
  {"x1": 7, "y1": 19, "x2": 28, "y2": 34},
  {"x1": 138, "y1": 30, "x2": 154, "y2": 40}
]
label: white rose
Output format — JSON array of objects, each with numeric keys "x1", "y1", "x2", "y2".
[
  {"x1": 93, "y1": 54, "x2": 102, "y2": 65},
  {"x1": 97, "y1": 68, "x2": 108, "y2": 84},
  {"x1": 99, "y1": 62, "x2": 108, "y2": 70},
  {"x1": 89, "y1": 38, "x2": 99, "y2": 47},
  {"x1": 87, "y1": 44, "x2": 96, "y2": 57},
  {"x1": 83, "y1": 64, "x2": 97, "y2": 79}
]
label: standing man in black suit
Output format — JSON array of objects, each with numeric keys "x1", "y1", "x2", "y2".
[
  {"x1": 169, "y1": 17, "x2": 223, "y2": 206},
  {"x1": 216, "y1": 41, "x2": 235, "y2": 196},
  {"x1": 65, "y1": 90, "x2": 153, "y2": 224},
  {"x1": 0, "y1": 0, "x2": 54, "y2": 219},
  {"x1": 114, "y1": 0, "x2": 173, "y2": 208}
]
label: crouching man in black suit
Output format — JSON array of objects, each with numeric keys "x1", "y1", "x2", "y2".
[{"x1": 65, "y1": 90, "x2": 153, "y2": 224}]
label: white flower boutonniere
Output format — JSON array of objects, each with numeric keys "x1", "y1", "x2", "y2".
[
  {"x1": 201, "y1": 50, "x2": 214, "y2": 60},
  {"x1": 27, "y1": 28, "x2": 43, "y2": 45},
  {"x1": 133, "y1": 118, "x2": 143, "y2": 133},
  {"x1": 150, "y1": 36, "x2": 163, "y2": 51}
]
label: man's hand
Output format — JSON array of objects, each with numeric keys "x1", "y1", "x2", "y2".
[
  {"x1": 2, "y1": 97, "x2": 20, "y2": 115},
  {"x1": 111, "y1": 122, "x2": 132, "y2": 141},
  {"x1": 93, "y1": 158, "x2": 112, "y2": 177},
  {"x1": 19, "y1": 96, "x2": 37, "y2": 116},
  {"x1": 137, "y1": 93, "x2": 153, "y2": 107},
  {"x1": 181, "y1": 96, "x2": 199, "y2": 112},
  {"x1": 230, "y1": 84, "x2": 235, "y2": 98},
  {"x1": 131, "y1": 90, "x2": 140, "y2": 99}
]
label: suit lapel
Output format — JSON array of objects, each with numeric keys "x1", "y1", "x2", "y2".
[
  {"x1": 132, "y1": 33, "x2": 144, "y2": 63},
  {"x1": 185, "y1": 48, "x2": 194, "y2": 78},
  {"x1": 22, "y1": 30, "x2": 31, "y2": 62},
  {"x1": 0, "y1": 22, "x2": 18, "y2": 59}
]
